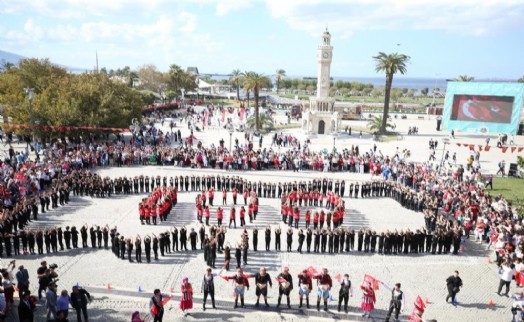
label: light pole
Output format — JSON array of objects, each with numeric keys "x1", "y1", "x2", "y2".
[
  {"x1": 439, "y1": 137, "x2": 450, "y2": 170},
  {"x1": 333, "y1": 136, "x2": 336, "y2": 152},
  {"x1": 25, "y1": 88, "x2": 35, "y2": 145},
  {"x1": 229, "y1": 128, "x2": 234, "y2": 151}
]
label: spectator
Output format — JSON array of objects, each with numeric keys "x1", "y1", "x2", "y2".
[
  {"x1": 70, "y1": 286, "x2": 91, "y2": 322},
  {"x1": 56, "y1": 289, "x2": 71, "y2": 321}
]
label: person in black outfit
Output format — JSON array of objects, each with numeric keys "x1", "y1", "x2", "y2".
[
  {"x1": 144, "y1": 235, "x2": 151, "y2": 263},
  {"x1": 286, "y1": 228, "x2": 293, "y2": 252},
  {"x1": 254, "y1": 267, "x2": 272, "y2": 307},
  {"x1": 265, "y1": 226, "x2": 271, "y2": 251},
  {"x1": 446, "y1": 270, "x2": 462, "y2": 305},
  {"x1": 276, "y1": 267, "x2": 293, "y2": 308},
  {"x1": 201, "y1": 268, "x2": 216, "y2": 310},
  {"x1": 71, "y1": 286, "x2": 91, "y2": 322},
  {"x1": 18, "y1": 290, "x2": 35, "y2": 321},
  {"x1": 306, "y1": 228, "x2": 313, "y2": 253},
  {"x1": 338, "y1": 274, "x2": 352, "y2": 313},
  {"x1": 275, "y1": 228, "x2": 281, "y2": 251}
]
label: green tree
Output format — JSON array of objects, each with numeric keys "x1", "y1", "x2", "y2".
[
  {"x1": 518, "y1": 76, "x2": 524, "y2": 83},
  {"x1": 454, "y1": 75, "x2": 475, "y2": 82},
  {"x1": 230, "y1": 69, "x2": 242, "y2": 100},
  {"x1": 373, "y1": 52, "x2": 410, "y2": 133},
  {"x1": 367, "y1": 115, "x2": 394, "y2": 133},
  {"x1": 246, "y1": 112, "x2": 274, "y2": 133},
  {"x1": 167, "y1": 64, "x2": 196, "y2": 98},
  {"x1": 242, "y1": 71, "x2": 271, "y2": 131},
  {"x1": 275, "y1": 69, "x2": 286, "y2": 94},
  {"x1": 420, "y1": 87, "x2": 429, "y2": 97}
]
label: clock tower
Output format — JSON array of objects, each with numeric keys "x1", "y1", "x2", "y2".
[
  {"x1": 303, "y1": 28, "x2": 340, "y2": 135},
  {"x1": 316, "y1": 28, "x2": 333, "y2": 98}
]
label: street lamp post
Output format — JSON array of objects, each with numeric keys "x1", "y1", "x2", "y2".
[
  {"x1": 229, "y1": 128, "x2": 234, "y2": 152},
  {"x1": 25, "y1": 88, "x2": 35, "y2": 145},
  {"x1": 439, "y1": 137, "x2": 450, "y2": 170}
]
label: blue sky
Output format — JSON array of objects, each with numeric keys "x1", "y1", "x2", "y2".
[{"x1": 1, "y1": 0, "x2": 523, "y2": 79}]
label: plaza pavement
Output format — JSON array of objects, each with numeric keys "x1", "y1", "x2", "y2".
[{"x1": 5, "y1": 113, "x2": 523, "y2": 321}]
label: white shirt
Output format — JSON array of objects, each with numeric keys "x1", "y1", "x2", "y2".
[{"x1": 500, "y1": 266, "x2": 516, "y2": 282}]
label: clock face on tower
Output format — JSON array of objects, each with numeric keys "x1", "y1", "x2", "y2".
[{"x1": 322, "y1": 51, "x2": 329, "y2": 59}]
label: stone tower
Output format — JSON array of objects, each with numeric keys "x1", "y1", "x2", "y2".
[{"x1": 303, "y1": 28, "x2": 340, "y2": 135}]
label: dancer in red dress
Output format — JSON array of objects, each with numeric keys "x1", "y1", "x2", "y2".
[
  {"x1": 179, "y1": 277, "x2": 193, "y2": 315},
  {"x1": 360, "y1": 281, "x2": 376, "y2": 318}
]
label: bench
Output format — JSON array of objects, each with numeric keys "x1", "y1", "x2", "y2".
[{"x1": 417, "y1": 116, "x2": 425, "y2": 120}]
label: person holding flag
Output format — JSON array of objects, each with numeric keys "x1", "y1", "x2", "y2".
[
  {"x1": 276, "y1": 267, "x2": 293, "y2": 308},
  {"x1": 379, "y1": 281, "x2": 405, "y2": 322},
  {"x1": 360, "y1": 275, "x2": 378, "y2": 318},
  {"x1": 223, "y1": 268, "x2": 250, "y2": 309},
  {"x1": 149, "y1": 289, "x2": 171, "y2": 322},
  {"x1": 313, "y1": 268, "x2": 333, "y2": 311},
  {"x1": 254, "y1": 267, "x2": 272, "y2": 307},
  {"x1": 297, "y1": 268, "x2": 313, "y2": 309},
  {"x1": 338, "y1": 274, "x2": 353, "y2": 313}
]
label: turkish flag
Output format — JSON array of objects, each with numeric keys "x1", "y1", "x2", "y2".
[
  {"x1": 457, "y1": 143, "x2": 461, "y2": 147},
  {"x1": 306, "y1": 266, "x2": 318, "y2": 277},
  {"x1": 408, "y1": 313, "x2": 422, "y2": 322},
  {"x1": 239, "y1": 107, "x2": 245, "y2": 121},
  {"x1": 276, "y1": 278, "x2": 287, "y2": 283},
  {"x1": 334, "y1": 273, "x2": 342, "y2": 282},
  {"x1": 501, "y1": 147, "x2": 508, "y2": 153},
  {"x1": 415, "y1": 295, "x2": 426, "y2": 310},
  {"x1": 363, "y1": 274, "x2": 379, "y2": 290},
  {"x1": 221, "y1": 109, "x2": 226, "y2": 122},
  {"x1": 478, "y1": 145, "x2": 483, "y2": 151},
  {"x1": 469, "y1": 144, "x2": 474, "y2": 150},
  {"x1": 518, "y1": 147, "x2": 524, "y2": 152},
  {"x1": 150, "y1": 295, "x2": 171, "y2": 315}
]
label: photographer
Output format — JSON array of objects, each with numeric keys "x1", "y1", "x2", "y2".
[
  {"x1": 37, "y1": 261, "x2": 58, "y2": 300},
  {"x1": 16, "y1": 264, "x2": 30, "y2": 299}
]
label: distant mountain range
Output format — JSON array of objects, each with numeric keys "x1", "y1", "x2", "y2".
[{"x1": 0, "y1": 49, "x2": 85, "y2": 72}]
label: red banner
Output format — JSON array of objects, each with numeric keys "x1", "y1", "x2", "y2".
[{"x1": 363, "y1": 274, "x2": 379, "y2": 290}]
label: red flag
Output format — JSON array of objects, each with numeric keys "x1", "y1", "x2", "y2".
[
  {"x1": 276, "y1": 278, "x2": 287, "y2": 283},
  {"x1": 485, "y1": 145, "x2": 491, "y2": 151},
  {"x1": 221, "y1": 109, "x2": 226, "y2": 122},
  {"x1": 511, "y1": 147, "x2": 517, "y2": 153},
  {"x1": 518, "y1": 147, "x2": 524, "y2": 152},
  {"x1": 456, "y1": 143, "x2": 461, "y2": 147},
  {"x1": 306, "y1": 266, "x2": 318, "y2": 277},
  {"x1": 223, "y1": 260, "x2": 230, "y2": 268},
  {"x1": 478, "y1": 145, "x2": 483, "y2": 151},
  {"x1": 363, "y1": 274, "x2": 379, "y2": 290},
  {"x1": 501, "y1": 147, "x2": 508, "y2": 153},
  {"x1": 239, "y1": 107, "x2": 245, "y2": 121},
  {"x1": 415, "y1": 295, "x2": 426, "y2": 310},
  {"x1": 408, "y1": 313, "x2": 422, "y2": 322},
  {"x1": 150, "y1": 295, "x2": 171, "y2": 316},
  {"x1": 469, "y1": 144, "x2": 474, "y2": 150},
  {"x1": 334, "y1": 273, "x2": 342, "y2": 282}
]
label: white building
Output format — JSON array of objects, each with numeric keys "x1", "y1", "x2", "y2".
[{"x1": 302, "y1": 29, "x2": 341, "y2": 135}]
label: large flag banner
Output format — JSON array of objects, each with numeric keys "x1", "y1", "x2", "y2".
[{"x1": 363, "y1": 274, "x2": 379, "y2": 290}]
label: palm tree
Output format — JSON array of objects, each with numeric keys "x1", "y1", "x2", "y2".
[
  {"x1": 246, "y1": 113, "x2": 274, "y2": 132},
  {"x1": 275, "y1": 69, "x2": 286, "y2": 94},
  {"x1": 230, "y1": 69, "x2": 242, "y2": 100},
  {"x1": 373, "y1": 52, "x2": 410, "y2": 133},
  {"x1": 367, "y1": 115, "x2": 394, "y2": 133},
  {"x1": 518, "y1": 76, "x2": 524, "y2": 83},
  {"x1": 242, "y1": 71, "x2": 271, "y2": 131},
  {"x1": 454, "y1": 75, "x2": 475, "y2": 82}
]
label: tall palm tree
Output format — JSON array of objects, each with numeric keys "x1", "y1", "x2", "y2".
[
  {"x1": 246, "y1": 113, "x2": 274, "y2": 132},
  {"x1": 275, "y1": 69, "x2": 286, "y2": 94},
  {"x1": 517, "y1": 76, "x2": 524, "y2": 83},
  {"x1": 242, "y1": 71, "x2": 271, "y2": 131},
  {"x1": 367, "y1": 115, "x2": 394, "y2": 133},
  {"x1": 373, "y1": 52, "x2": 410, "y2": 133},
  {"x1": 230, "y1": 69, "x2": 241, "y2": 100},
  {"x1": 454, "y1": 75, "x2": 475, "y2": 82}
]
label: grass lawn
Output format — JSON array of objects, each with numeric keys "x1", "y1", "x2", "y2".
[{"x1": 491, "y1": 177, "x2": 524, "y2": 203}]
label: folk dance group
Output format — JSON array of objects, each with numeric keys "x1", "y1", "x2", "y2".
[
  {"x1": 205, "y1": 266, "x2": 405, "y2": 321},
  {"x1": 138, "y1": 187, "x2": 178, "y2": 225}
]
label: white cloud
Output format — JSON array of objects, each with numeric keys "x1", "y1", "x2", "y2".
[
  {"x1": 264, "y1": 0, "x2": 524, "y2": 38},
  {"x1": 215, "y1": 0, "x2": 253, "y2": 16}
]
